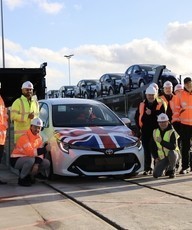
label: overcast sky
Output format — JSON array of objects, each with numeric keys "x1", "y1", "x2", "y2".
[{"x1": 1, "y1": 0, "x2": 192, "y2": 90}]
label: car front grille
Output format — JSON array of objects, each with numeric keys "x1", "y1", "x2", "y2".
[{"x1": 68, "y1": 153, "x2": 140, "y2": 174}]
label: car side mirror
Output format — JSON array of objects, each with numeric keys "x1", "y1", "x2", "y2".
[{"x1": 121, "y1": 117, "x2": 131, "y2": 124}]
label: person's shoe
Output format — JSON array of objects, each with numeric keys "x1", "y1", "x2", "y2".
[
  {"x1": 165, "y1": 170, "x2": 172, "y2": 176},
  {"x1": 35, "y1": 173, "x2": 48, "y2": 180},
  {"x1": 23, "y1": 175, "x2": 36, "y2": 184},
  {"x1": 143, "y1": 169, "x2": 153, "y2": 175},
  {"x1": 0, "y1": 179, "x2": 7, "y2": 185},
  {"x1": 18, "y1": 177, "x2": 31, "y2": 187},
  {"x1": 169, "y1": 170, "x2": 176, "y2": 179},
  {"x1": 179, "y1": 168, "x2": 190, "y2": 175}
]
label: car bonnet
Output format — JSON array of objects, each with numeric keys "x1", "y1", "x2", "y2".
[{"x1": 54, "y1": 126, "x2": 137, "y2": 149}]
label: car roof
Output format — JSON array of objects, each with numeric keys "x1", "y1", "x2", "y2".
[
  {"x1": 102, "y1": 73, "x2": 125, "y2": 77},
  {"x1": 134, "y1": 64, "x2": 171, "y2": 70},
  {"x1": 39, "y1": 98, "x2": 103, "y2": 105},
  {"x1": 79, "y1": 79, "x2": 98, "y2": 82}
]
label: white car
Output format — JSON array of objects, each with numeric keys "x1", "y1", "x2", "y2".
[{"x1": 38, "y1": 98, "x2": 144, "y2": 177}]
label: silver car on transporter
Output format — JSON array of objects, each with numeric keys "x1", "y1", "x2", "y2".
[{"x1": 38, "y1": 98, "x2": 144, "y2": 177}]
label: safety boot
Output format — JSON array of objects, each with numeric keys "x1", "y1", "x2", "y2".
[{"x1": 18, "y1": 177, "x2": 31, "y2": 187}]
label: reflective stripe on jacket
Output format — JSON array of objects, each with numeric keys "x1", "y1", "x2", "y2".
[
  {"x1": 170, "y1": 95, "x2": 179, "y2": 122},
  {"x1": 11, "y1": 129, "x2": 43, "y2": 158},
  {"x1": 0, "y1": 96, "x2": 8, "y2": 145},
  {"x1": 153, "y1": 128, "x2": 179, "y2": 160},
  {"x1": 11, "y1": 95, "x2": 39, "y2": 142},
  {"x1": 172, "y1": 90, "x2": 192, "y2": 125}
]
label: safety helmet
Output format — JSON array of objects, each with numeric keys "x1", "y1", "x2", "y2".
[
  {"x1": 149, "y1": 83, "x2": 159, "y2": 90},
  {"x1": 31, "y1": 118, "x2": 43, "y2": 127},
  {"x1": 174, "y1": 84, "x2": 183, "y2": 92},
  {"x1": 145, "y1": 86, "x2": 157, "y2": 95},
  {"x1": 157, "y1": 113, "x2": 169, "y2": 122},
  {"x1": 21, "y1": 81, "x2": 34, "y2": 89},
  {"x1": 163, "y1": 81, "x2": 173, "y2": 88}
]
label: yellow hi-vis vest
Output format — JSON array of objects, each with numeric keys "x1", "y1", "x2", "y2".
[
  {"x1": 153, "y1": 128, "x2": 179, "y2": 160},
  {"x1": 11, "y1": 95, "x2": 39, "y2": 143}
]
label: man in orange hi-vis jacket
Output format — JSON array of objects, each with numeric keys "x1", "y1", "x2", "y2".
[
  {"x1": 172, "y1": 77, "x2": 192, "y2": 174},
  {"x1": 0, "y1": 92, "x2": 8, "y2": 185},
  {"x1": 10, "y1": 118, "x2": 50, "y2": 186}
]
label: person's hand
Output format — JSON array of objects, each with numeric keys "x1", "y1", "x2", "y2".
[
  {"x1": 145, "y1": 108, "x2": 151, "y2": 115},
  {"x1": 43, "y1": 142, "x2": 48, "y2": 147},
  {"x1": 28, "y1": 112, "x2": 34, "y2": 119},
  {"x1": 45, "y1": 143, "x2": 51, "y2": 152}
]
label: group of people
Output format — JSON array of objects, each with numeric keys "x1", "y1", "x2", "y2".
[
  {"x1": 0, "y1": 77, "x2": 192, "y2": 185},
  {"x1": 0, "y1": 81, "x2": 50, "y2": 186},
  {"x1": 135, "y1": 77, "x2": 192, "y2": 179}
]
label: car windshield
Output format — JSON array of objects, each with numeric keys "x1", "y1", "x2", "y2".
[
  {"x1": 140, "y1": 65, "x2": 154, "y2": 72},
  {"x1": 52, "y1": 103, "x2": 124, "y2": 127},
  {"x1": 111, "y1": 75, "x2": 122, "y2": 80},
  {"x1": 66, "y1": 86, "x2": 74, "y2": 90},
  {"x1": 86, "y1": 80, "x2": 97, "y2": 85}
]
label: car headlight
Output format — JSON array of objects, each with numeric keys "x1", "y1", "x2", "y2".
[
  {"x1": 57, "y1": 140, "x2": 70, "y2": 154},
  {"x1": 124, "y1": 137, "x2": 142, "y2": 150},
  {"x1": 136, "y1": 139, "x2": 142, "y2": 150}
]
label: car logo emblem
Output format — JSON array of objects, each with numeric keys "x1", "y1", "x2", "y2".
[{"x1": 105, "y1": 149, "x2": 114, "y2": 155}]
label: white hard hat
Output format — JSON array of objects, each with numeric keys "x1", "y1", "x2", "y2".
[
  {"x1": 163, "y1": 81, "x2": 173, "y2": 88},
  {"x1": 149, "y1": 83, "x2": 159, "y2": 90},
  {"x1": 174, "y1": 84, "x2": 183, "y2": 92},
  {"x1": 31, "y1": 118, "x2": 43, "y2": 127},
  {"x1": 21, "y1": 81, "x2": 34, "y2": 89},
  {"x1": 145, "y1": 86, "x2": 157, "y2": 95},
  {"x1": 157, "y1": 113, "x2": 169, "y2": 122}
]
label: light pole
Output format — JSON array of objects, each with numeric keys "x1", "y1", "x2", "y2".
[
  {"x1": 64, "y1": 54, "x2": 74, "y2": 85},
  {"x1": 1, "y1": 0, "x2": 5, "y2": 68}
]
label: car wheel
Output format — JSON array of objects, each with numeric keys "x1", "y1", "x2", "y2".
[
  {"x1": 139, "y1": 81, "x2": 145, "y2": 88},
  {"x1": 93, "y1": 91, "x2": 98, "y2": 98},
  {"x1": 84, "y1": 92, "x2": 88, "y2": 99},
  {"x1": 119, "y1": 85, "x2": 124, "y2": 94},
  {"x1": 45, "y1": 151, "x2": 54, "y2": 180},
  {"x1": 108, "y1": 88, "x2": 114, "y2": 95}
]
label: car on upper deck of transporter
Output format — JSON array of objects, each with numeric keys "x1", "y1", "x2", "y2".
[
  {"x1": 38, "y1": 98, "x2": 144, "y2": 177},
  {"x1": 122, "y1": 64, "x2": 179, "y2": 91},
  {"x1": 73, "y1": 79, "x2": 99, "y2": 99},
  {"x1": 95, "y1": 73, "x2": 126, "y2": 96}
]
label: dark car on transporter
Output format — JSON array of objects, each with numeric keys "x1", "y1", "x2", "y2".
[
  {"x1": 58, "y1": 85, "x2": 75, "y2": 98},
  {"x1": 121, "y1": 64, "x2": 179, "y2": 91},
  {"x1": 74, "y1": 79, "x2": 99, "y2": 99},
  {"x1": 96, "y1": 73, "x2": 125, "y2": 97}
]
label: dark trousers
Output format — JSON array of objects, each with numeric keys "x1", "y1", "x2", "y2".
[
  {"x1": 0, "y1": 145, "x2": 4, "y2": 163},
  {"x1": 153, "y1": 150, "x2": 179, "y2": 178},
  {"x1": 142, "y1": 132, "x2": 152, "y2": 171},
  {"x1": 180, "y1": 124, "x2": 192, "y2": 170}
]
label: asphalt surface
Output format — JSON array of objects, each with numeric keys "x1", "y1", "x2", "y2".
[{"x1": 1, "y1": 164, "x2": 192, "y2": 230}]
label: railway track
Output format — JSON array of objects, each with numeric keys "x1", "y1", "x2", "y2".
[{"x1": 43, "y1": 174, "x2": 192, "y2": 229}]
